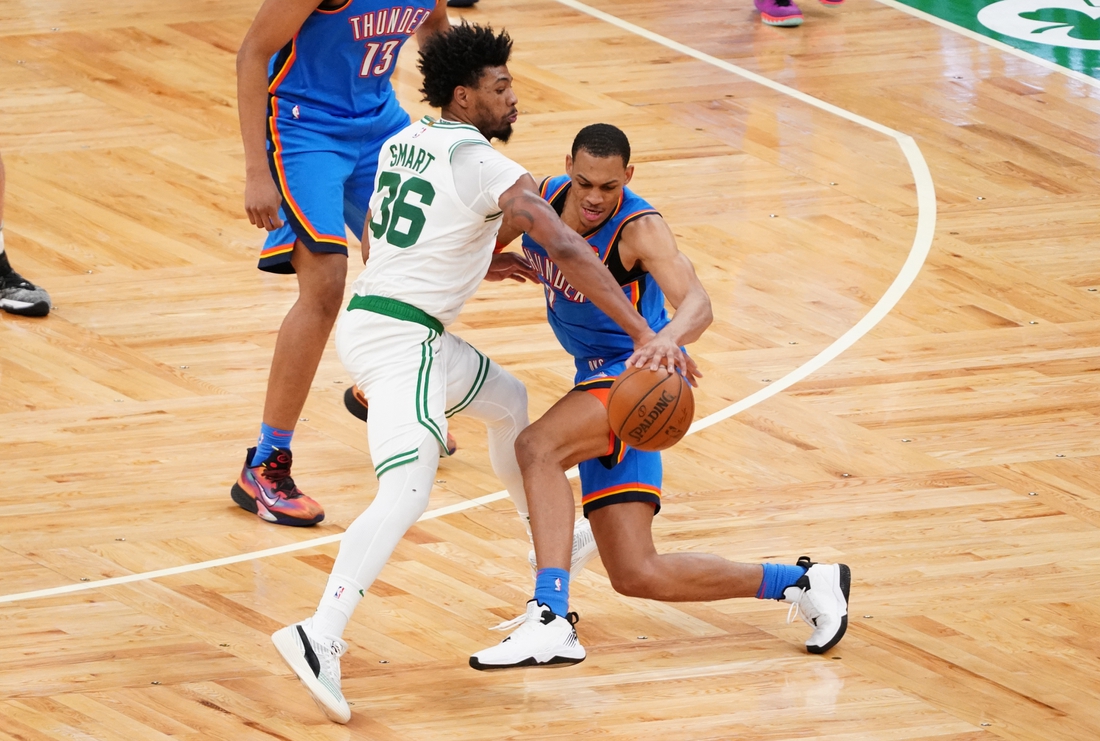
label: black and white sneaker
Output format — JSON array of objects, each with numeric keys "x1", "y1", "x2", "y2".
[
  {"x1": 271, "y1": 619, "x2": 351, "y2": 724},
  {"x1": 470, "y1": 600, "x2": 585, "y2": 670},
  {"x1": 783, "y1": 557, "x2": 851, "y2": 654},
  {"x1": 0, "y1": 269, "x2": 50, "y2": 317}
]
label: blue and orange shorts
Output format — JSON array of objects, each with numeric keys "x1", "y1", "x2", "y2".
[
  {"x1": 259, "y1": 95, "x2": 410, "y2": 274},
  {"x1": 573, "y1": 358, "x2": 663, "y2": 518}
]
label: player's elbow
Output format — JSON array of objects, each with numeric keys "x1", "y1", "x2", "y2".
[
  {"x1": 236, "y1": 36, "x2": 266, "y2": 74},
  {"x1": 541, "y1": 234, "x2": 587, "y2": 267}
]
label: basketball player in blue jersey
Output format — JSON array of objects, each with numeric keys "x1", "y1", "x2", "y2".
[
  {"x1": 231, "y1": 0, "x2": 450, "y2": 527},
  {"x1": 471, "y1": 124, "x2": 851, "y2": 669}
]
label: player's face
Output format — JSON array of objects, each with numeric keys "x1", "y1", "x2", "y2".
[
  {"x1": 469, "y1": 65, "x2": 518, "y2": 142},
  {"x1": 565, "y1": 150, "x2": 635, "y2": 226}
]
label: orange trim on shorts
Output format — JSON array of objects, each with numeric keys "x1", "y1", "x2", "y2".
[
  {"x1": 260, "y1": 241, "x2": 296, "y2": 259},
  {"x1": 268, "y1": 97, "x2": 348, "y2": 247},
  {"x1": 581, "y1": 483, "x2": 661, "y2": 508},
  {"x1": 573, "y1": 378, "x2": 617, "y2": 456}
]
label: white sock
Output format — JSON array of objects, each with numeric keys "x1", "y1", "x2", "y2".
[
  {"x1": 311, "y1": 575, "x2": 365, "y2": 639},
  {"x1": 313, "y1": 436, "x2": 439, "y2": 640}
]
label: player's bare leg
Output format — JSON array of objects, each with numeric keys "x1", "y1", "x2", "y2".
[
  {"x1": 471, "y1": 391, "x2": 611, "y2": 670},
  {"x1": 478, "y1": 391, "x2": 850, "y2": 668},
  {"x1": 589, "y1": 502, "x2": 762, "y2": 600},
  {"x1": 264, "y1": 242, "x2": 347, "y2": 430},
  {"x1": 588, "y1": 503, "x2": 849, "y2": 653},
  {"x1": 514, "y1": 390, "x2": 609, "y2": 571},
  {"x1": 230, "y1": 241, "x2": 342, "y2": 526}
]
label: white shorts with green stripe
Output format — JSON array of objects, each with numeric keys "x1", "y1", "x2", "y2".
[{"x1": 336, "y1": 306, "x2": 494, "y2": 478}]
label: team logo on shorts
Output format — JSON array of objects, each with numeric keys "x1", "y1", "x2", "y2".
[{"x1": 292, "y1": 104, "x2": 301, "y2": 119}]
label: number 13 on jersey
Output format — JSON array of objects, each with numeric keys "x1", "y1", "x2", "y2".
[{"x1": 360, "y1": 40, "x2": 399, "y2": 77}]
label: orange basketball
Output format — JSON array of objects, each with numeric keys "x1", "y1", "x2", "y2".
[{"x1": 606, "y1": 366, "x2": 695, "y2": 452}]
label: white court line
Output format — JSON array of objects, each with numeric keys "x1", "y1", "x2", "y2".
[
  {"x1": 0, "y1": 0, "x2": 936, "y2": 607},
  {"x1": 875, "y1": 0, "x2": 1100, "y2": 91}
]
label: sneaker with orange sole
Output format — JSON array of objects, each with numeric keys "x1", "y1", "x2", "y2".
[{"x1": 231, "y1": 448, "x2": 324, "y2": 526}]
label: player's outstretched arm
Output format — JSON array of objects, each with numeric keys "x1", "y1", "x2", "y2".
[
  {"x1": 236, "y1": 0, "x2": 319, "y2": 231},
  {"x1": 498, "y1": 174, "x2": 663, "y2": 354},
  {"x1": 620, "y1": 216, "x2": 712, "y2": 384},
  {"x1": 416, "y1": 0, "x2": 450, "y2": 46}
]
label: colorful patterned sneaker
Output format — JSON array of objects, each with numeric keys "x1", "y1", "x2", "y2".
[
  {"x1": 343, "y1": 385, "x2": 457, "y2": 455},
  {"x1": 755, "y1": 0, "x2": 804, "y2": 26},
  {"x1": 231, "y1": 447, "x2": 324, "y2": 527},
  {"x1": 528, "y1": 517, "x2": 600, "y2": 579},
  {"x1": 783, "y1": 556, "x2": 851, "y2": 654},
  {"x1": 272, "y1": 619, "x2": 351, "y2": 724},
  {"x1": 470, "y1": 600, "x2": 585, "y2": 670},
  {"x1": 0, "y1": 269, "x2": 51, "y2": 317}
]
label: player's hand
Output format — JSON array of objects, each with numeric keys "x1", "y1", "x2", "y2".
[
  {"x1": 628, "y1": 330, "x2": 702, "y2": 387},
  {"x1": 245, "y1": 170, "x2": 285, "y2": 231},
  {"x1": 484, "y1": 252, "x2": 539, "y2": 283}
]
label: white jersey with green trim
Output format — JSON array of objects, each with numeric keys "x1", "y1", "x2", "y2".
[{"x1": 350, "y1": 116, "x2": 526, "y2": 327}]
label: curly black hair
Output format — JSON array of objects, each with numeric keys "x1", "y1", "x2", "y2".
[
  {"x1": 418, "y1": 22, "x2": 513, "y2": 108},
  {"x1": 571, "y1": 123, "x2": 631, "y2": 166}
]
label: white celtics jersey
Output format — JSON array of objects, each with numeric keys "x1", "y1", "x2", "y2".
[{"x1": 350, "y1": 116, "x2": 525, "y2": 327}]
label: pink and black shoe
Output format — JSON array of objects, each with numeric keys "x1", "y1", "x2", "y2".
[
  {"x1": 231, "y1": 448, "x2": 324, "y2": 526},
  {"x1": 755, "y1": 0, "x2": 804, "y2": 26}
]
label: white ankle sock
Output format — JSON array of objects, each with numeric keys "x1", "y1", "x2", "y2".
[{"x1": 312, "y1": 575, "x2": 365, "y2": 639}]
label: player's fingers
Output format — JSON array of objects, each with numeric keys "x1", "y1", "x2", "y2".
[
  {"x1": 684, "y1": 362, "x2": 701, "y2": 388},
  {"x1": 686, "y1": 356, "x2": 702, "y2": 380},
  {"x1": 667, "y1": 350, "x2": 681, "y2": 376}
]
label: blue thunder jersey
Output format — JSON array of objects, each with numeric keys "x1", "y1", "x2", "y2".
[
  {"x1": 267, "y1": 0, "x2": 436, "y2": 119},
  {"x1": 521, "y1": 175, "x2": 671, "y2": 376}
]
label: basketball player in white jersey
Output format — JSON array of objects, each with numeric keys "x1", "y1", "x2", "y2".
[{"x1": 270, "y1": 23, "x2": 689, "y2": 724}]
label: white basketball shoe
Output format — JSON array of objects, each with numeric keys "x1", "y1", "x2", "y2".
[
  {"x1": 271, "y1": 619, "x2": 351, "y2": 724},
  {"x1": 783, "y1": 557, "x2": 851, "y2": 654},
  {"x1": 470, "y1": 600, "x2": 586, "y2": 670},
  {"x1": 527, "y1": 517, "x2": 599, "y2": 578}
]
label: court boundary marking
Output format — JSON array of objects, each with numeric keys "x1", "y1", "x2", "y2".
[
  {"x1": 875, "y1": 0, "x2": 1100, "y2": 90},
  {"x1": 0, "y1": 0, "x2": 937, "y2": 606}
]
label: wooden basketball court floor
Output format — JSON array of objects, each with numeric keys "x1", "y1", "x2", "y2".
[{"x1": 3, "y1": 0, "x2": 1100, "y2": 738}]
